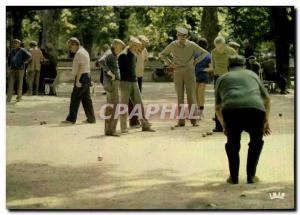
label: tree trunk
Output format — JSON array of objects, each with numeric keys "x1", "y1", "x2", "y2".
[
  {"x1": 81, "y1": 31, "x2": 93, "y2": 57},
  {"x1": 114, "y1": 7, "x2": 130, "y2": 40},
  {"x1": 201, "y1": 7, "x2": 221, "y2": 51},
  {"x1": 270, "y1": 7, "x2": 293, "y2": 89},
  {"x1": 9, "y1": 9, "x2": 28, "y2": 41},
  {"x1": 38, "y1": 9, "x2": 61, "y2": 56}
]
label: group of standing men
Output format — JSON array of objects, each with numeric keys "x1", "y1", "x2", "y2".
[
  {"x1": 61, "y1": 36, "x2": 154, "y2": 136},
  {"x1": 7, "y1": 26, "x2": 271, "y2": 184},
  {"x1": 159, "y1": 27, "x2": 271, "y2": 184},
  {"x1": 7, "y1": 39, "x2": 57, "y2": 103}
]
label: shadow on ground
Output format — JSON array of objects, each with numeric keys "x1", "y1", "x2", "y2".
[{"x1": 7, "y1": 162, "x2": 294, "y2": 210}]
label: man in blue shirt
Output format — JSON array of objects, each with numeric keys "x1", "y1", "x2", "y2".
[
  {"x1": 7, "y1": 39, "x2": 32, "y2": 102},
  {"x1": 194, "y1": 38, "x2": 213, "y2": 119}
]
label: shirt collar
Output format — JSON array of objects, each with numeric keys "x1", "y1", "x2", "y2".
[{"x1": 176, "y1": 40, "x2": 188, "y2": 47}]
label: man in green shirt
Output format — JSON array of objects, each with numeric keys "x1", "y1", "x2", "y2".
[
  {"x1": 215, "y1": 55, "x2": 271, "y2": 184},
  {"x1": 211, "y1": 36, "x2": 237, "y2": 132},
  {"x1": 159, "y1": 27, "x2": 209, "y2": 126}
]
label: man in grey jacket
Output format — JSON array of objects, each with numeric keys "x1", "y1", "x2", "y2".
[{"x1": 98, "y1": 39, "x2": 125, "y2": 136}]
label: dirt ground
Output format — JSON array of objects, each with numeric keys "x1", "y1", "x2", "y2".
[{"x1": 6, "y1": 82, "x2": 295, "y2": 209}]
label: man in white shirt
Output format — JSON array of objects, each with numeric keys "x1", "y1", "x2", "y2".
[{"x1": 62, "y1": 37, "x2": 96, "y2": 124}]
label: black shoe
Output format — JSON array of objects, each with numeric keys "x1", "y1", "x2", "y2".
[
  {"x1": 175, "y1": 124, "x2": 185, "y2": 127},
  {"x1": 213, "y1": 128, "x2": 223, "y2": 132},
  {"x1": 142, "y1": 127, "x2": 156, "y2": 132},
  {"x1": 105, "y1": 132, "x2": 120, "y2": 137},
  {"x1": 247, "y1": 176, "x2": 259, "y2": 184},
  {"x1": 82, "y1": 120, "x2": 96, "y2": 124},
  {"x1": 226, "y1": 176, "x2": 239, "y2": 184},
  {"x1": 61, "y1": 120, "x2": 75, "y2": 124}
]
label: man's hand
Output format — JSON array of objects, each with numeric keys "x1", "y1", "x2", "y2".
[
  {"x1": 263, "y1": 119, "x2": 271, "y2": 136},
  {"x1": 107, "y1": 71, "x2": 116, "y2": 80},
  {"x1": 221, "y1": 122, "x2": 227, "y2": 136},
  {"x1": 75, "y1": 81, "x2": 82, "y2": 88}
]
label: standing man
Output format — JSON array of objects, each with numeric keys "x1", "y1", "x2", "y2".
[
  {"x1": 118, "y1": 37, "x2": 154, "y2": 133},
  {"x1": 7, "y1": 39, "x2": 32, "y2": 102},
  {"x1": 129, "y1": 35, "x2": 149, "y2": 127},
  {"x1": 243, "y1": 39, "x2": 254, "y2": 59},
  {"x1": 228, "y1": 41, "x2": 240, "y2": 54},
  {"x1": 247, "y1": 56, "x2": 261, "y2": 77},
  {"x1": 62, "y1": 37, "x2": 96, "y2": 124},
  {"x1": 194, "y1": 38, "x2": 213, "y2": 119},
  {"x1": 211, "y1": 36, "x2": 237, "y2": 132},
  {"x1": 136, "y1": 35, "x2": 149, "y2": 91},
  {"x1": 159, "y1": 27, "x2": 209, "y2": 127},
  {"x1": 215, "y1": 55, "x2": 271, "y2": 184},
  {"x1": 27, "y1": 41, "x2": 44, "y2": 95},
  {"x1": 98, "y1": 39, "x2": 125, "y2": 136}
]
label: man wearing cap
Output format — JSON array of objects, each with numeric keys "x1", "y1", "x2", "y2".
[
  {"x1": 62, "y1": 37, "x2": 96, "y2": 124},
  {"x1": 118, "y1": 37, "x2": 154, "y2": 133},
  {"x1": 228, "y1": 41, "x2": 240, "y2": 54},
  {"x1": 98, "y1": 39, "x2": 125, "y2": 136},
  {"x1": 247, "y1": 56, "x2": 261, "y2": 77},
  {"x1": 215, "y1": 55, "x2": 271, "y2": 184},
  {"x1": 159, "y1": 27, "x2": 209, "y2": 127},
  {"x1": 7, "y1": 39, "x2": 32, "y2": 102},
  {"x1": 129, "y1": 35, "x2": 149, "y2": 127},
  {"x1": 211, "y1": 36, "x2": 237, "y2": 132},
  {"x1": 27, "y1": 41, "x2": 44, "y2": 95}
]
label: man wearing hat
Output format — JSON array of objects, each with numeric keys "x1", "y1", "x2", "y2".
[
  {"x1": 228, "y1": 41, "x2": 240, "y2": 54},
  {"x1": 98, "y1": 39, "x2": 125, "y2": 136},
  {"x1": 215, "y1": 55, "x2": 271, "y2": 184},
  {"x1": 27, "y1": 40, "x2": 44, "y2": 95},
  {"x1": 129, "y1": 35, "x2": 149, "y2": 127},
  {"x1": 211, "y1": 36, "x2": 237, "y2": 132},
  {"x1": 7, "y1": 39, "x2": 32, "y2": 102},
  {"x1": 247, "y1": 56, "x2": 261, "y2": 77},
  {"x1": 62, "y1": 37, "x2": 96, "y2": 124},
  {"x1": 118, "y1": 37, "x2": 154, "y2": 133},
  {"x1": 159, "y1": 27, "x2": 209, "y2": 127}
]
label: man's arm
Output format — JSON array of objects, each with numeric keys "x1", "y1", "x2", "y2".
[
  {"x1": 192, "y1": 43, "x2": 209, "y2": 65},
  {"x1": 98, "y1": 54, "x2": 110, "y2": 72},
  {"x1": 72, "y1": 53, "x2": 82, "y2": 86},
  {"x1": 159, "y1": 43, "x2": 174, "y2": 66},
  {"x1": 257, "y1": 77, "x2": 271, "y2": 135},
  {"x1": 23, "y1": 49, "x2": 32, "y2": 64},
  {"x1": 106, "y1": 55, "x2": 119, "y2": 80},
  {"x1": 211, "y1": 51, "x2": 215, "y2": 72},
  {"x1": 144, "y1": 49, "x2": 149, "y2": 64},
  {"x1": 215, "y1": 78, "x2": 226, "y2": 133}
]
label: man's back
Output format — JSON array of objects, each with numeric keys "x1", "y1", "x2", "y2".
[{"x1": 215, "y1": 67, "x2": 269, "y2": 112}]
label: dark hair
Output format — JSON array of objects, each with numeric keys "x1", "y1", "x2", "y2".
[
  {"x1": 228, "y1": 55, "x2": 246, "y2": 68},
  {"x1": 198, "y1": 38, "x2": 208, "y2": 50}
]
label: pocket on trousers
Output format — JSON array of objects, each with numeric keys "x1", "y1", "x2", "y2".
[{"x1": 103, "y1": 76, "x2": 113, "y2": 93}]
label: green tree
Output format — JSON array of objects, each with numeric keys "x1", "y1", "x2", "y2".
[
  {"x1": 224, "y1": 7, "x2": 272, "y2": 49},
  {"x1": 66, "y1": 7, "x2": 118, "y2": 57}
]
